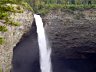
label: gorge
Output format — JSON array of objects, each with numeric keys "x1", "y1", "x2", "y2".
[
  {"x1": 0, "y1": 1, "x2": 96, "y2": 71},
  {"x1": 11, "y1": 9, "x2": 96, "y2": 72}
]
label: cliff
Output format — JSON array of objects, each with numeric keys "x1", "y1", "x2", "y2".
[
  {"x1": 0, "y1": 4, "x2": 33, "y2": 72},
  {"x1": 43, "y1": 9, "x2": 96, "y2": 59},
  {"x1": 1, "y1": 3, "x2": 96, "y2": 71}
]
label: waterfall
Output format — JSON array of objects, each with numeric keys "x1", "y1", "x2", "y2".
[{"x1": 34, "y1": 14, "x2": 52, "y2": 72}]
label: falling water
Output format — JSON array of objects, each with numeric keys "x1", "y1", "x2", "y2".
[{"x1": 34, "y1": 14, "x2": 52, "y2": 72}]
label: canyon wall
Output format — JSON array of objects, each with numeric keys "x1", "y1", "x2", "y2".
[{"x1": 43, "y1": 9, "x2": 96, "y2": 59}]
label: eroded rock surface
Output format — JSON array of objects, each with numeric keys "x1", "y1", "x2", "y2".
[
  {"x1": 43, "y1": 9, "x2": 96, "y2": 58},
  {"x1": 0, "y1": 10, "x2": 33, "y2": 72}
]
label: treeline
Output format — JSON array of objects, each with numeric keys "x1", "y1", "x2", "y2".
[
  {"x1": 24, "y1": 0, "x2": 96, "y2": 5},
  {"x1": 22, "y1": 0, "x2": 96, "y2": 10},
  {"x1": 1, "y1": 0, "x2": 96, "y2": 6},
  {"x1": 1, "y1": 0, "x2": 96, "y2": 15}
]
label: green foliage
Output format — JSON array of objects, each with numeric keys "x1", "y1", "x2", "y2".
[
  {"x1": 0, "y1": 26, "x2": 8, "y2": 32},
  {"x1": 21, "y1": 2, "x2": 33, "y2": 11},
  {"x1": 0, "y1": 0, "x2": 32, "y2": 44},
  {"x1": 5, "y1": 18, "x2": 21, "y2": 26},
  {"x1": 8, "y1": 21, "x2": 21, "y2": 26},
  {"x1": 37, "y1": 8, "x2": 49, "y2": 15},
  {"x1": 0, "y1": 0, "x2": 32, "y2": 12},
  {"x1": 75, "y1": 0, "x2": 81, "y2": 5},
  {"x1": 0, "y1": 0, "x2": 26, "y2": 28},
  {"x1": 0, "y1": 12, "x2": 8, "y2": 19},
  {"x1": 0, "y1": 4, "x2": 24, "y2": 13},
  {"x1": 0, "y1": 0, "x2": 24, "y2": 4},
  {"x1": 0, "y1": 0, "x2": 15, "y2": 4},
  {"x1": 23, "y1": 0, "x2": 96, "y2": 15},
  {"x1": 0, "y1": 37, "x2": 5, "y2": 45},
  {"x1": 0, "y1": 68, "x2": 2, "y2": 72},
  {"x1": 47, "y1": 4, "x2": 62, "y2": 9},
  {"x1": 67, "y1": 5, "x2": 78, "y2": 10}
]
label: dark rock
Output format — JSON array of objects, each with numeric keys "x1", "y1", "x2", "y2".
[{"x1": 43, "y1": 9, "x2": 96, "y2": 58}]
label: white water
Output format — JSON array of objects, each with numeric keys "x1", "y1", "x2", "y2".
[{"x1": 34, "y1": 14, "x2": 52, "y2": 72}]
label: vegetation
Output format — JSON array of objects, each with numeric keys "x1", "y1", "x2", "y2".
[
  {"x1": 21, "y1": 2, "x2": 33, "y2": 11},
  {"x1": 32, "y1": 4, "x2": 96, "y2": 15},
  {"x1": 0, "y1": 12, "x2": 8, "y2": 19},
  {"x1": 0, "y1": 0, "x2": 28, "y2": 44},
  {"x1": 0, "y1": 0, "x2": 96, "y2": 16},
  {"x1": 5, "y1": 19, "x2": 21, "y2": 26},
  {"x1": 23, "y1": 0, "x2": 96, "y2": 15},
  {"x1": 0, "y1": 68, "x2": 1, "y2": 72},
  {"x1": 0, "y1": 0, "x2": 28, "y2": 33},
  {"x1": 0, "y1": 0, "x2": 96, "y2": 44},
  {"x1": 0, "y1": 26, "x2": 8, "y2": 32},
  {"x1": 0, "y1": 37, "x2": 5, "y2": 45}
]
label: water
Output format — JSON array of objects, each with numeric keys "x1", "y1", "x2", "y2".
[
  {"x1": 34, "y1": 14, "x2": 52, "y2": 72},
  {"x1": 11, "y1": 14, "x2": 96, "y2": 72}
]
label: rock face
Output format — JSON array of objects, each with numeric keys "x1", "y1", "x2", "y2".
[
  {"x1": 0, "y1": 10, "x2": 33, "y2": 71},
  {"x1": 43, "y1": 9, "x2": 96, "y2": 59}
]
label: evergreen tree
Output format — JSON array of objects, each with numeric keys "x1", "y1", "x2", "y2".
[
  {"x1": 75, "y1": 0, "x2": 81, "y2": 5},
  {"x1": 64, "y1": 0, "x2": 68, "y2": 5}
]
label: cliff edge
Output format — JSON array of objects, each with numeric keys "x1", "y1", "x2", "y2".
[
  {"x1": 0, "y1": 3, "x2": 33, "y2": 72},
  {"x1": 43, "y1": 9, "x2": 96, "y2": 59}
]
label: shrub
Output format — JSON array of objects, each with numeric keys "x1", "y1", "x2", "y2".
[
  {"x1": 21, "y1": 2, "x2": 33, "y2": 11},
  {"x1": 9, "y1": 21, "x2": 21, "y2": 26},
  {"x1": 38, "y1": 8, "x2": 49, "y2": 15},
  {"x1": 0, "y1": 68, "x2": 2, "y2": 72},
  {"x1": 67, "y1": 5, "x2": 77, "y2": 10},
  {"x1": 0, "y1": 0, "x2": 15, "y2": 4},
  {"x1": 0, "y1": 12, "x2": 8, "y2": 19},
  {"x1": 0, "y1": 26, "x2": 8, "y2": 32},
  {"x1": 0, "y1": 0, "x2": 24, "y2": 4},
  {"x1": 0, "y1": 37, "x2": 5, "y2": 45},
  {"x1": 5, "y1": 18, "x2": 21, "y2": 26},
  {"x1": 0, "y1": 4, "x2": 24, "y2": 13}
]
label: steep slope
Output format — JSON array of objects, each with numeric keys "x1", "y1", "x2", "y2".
[
  {"x1": 43, "y1": 9, "x2": 96, "y2": 58},
  {"x1": 0, "y1": 3, "x2": 33, "y2": 72}
]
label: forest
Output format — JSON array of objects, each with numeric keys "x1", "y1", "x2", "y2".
[
  {"x1": 0, "y1": 0, "x2": 96, "y2": 16},
  {"x1": 1, "y1": 0, "x2": 96, "y2": 9},
  {"x1": 25, "y1": 0, "x2": 96, "y2": 14}
]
